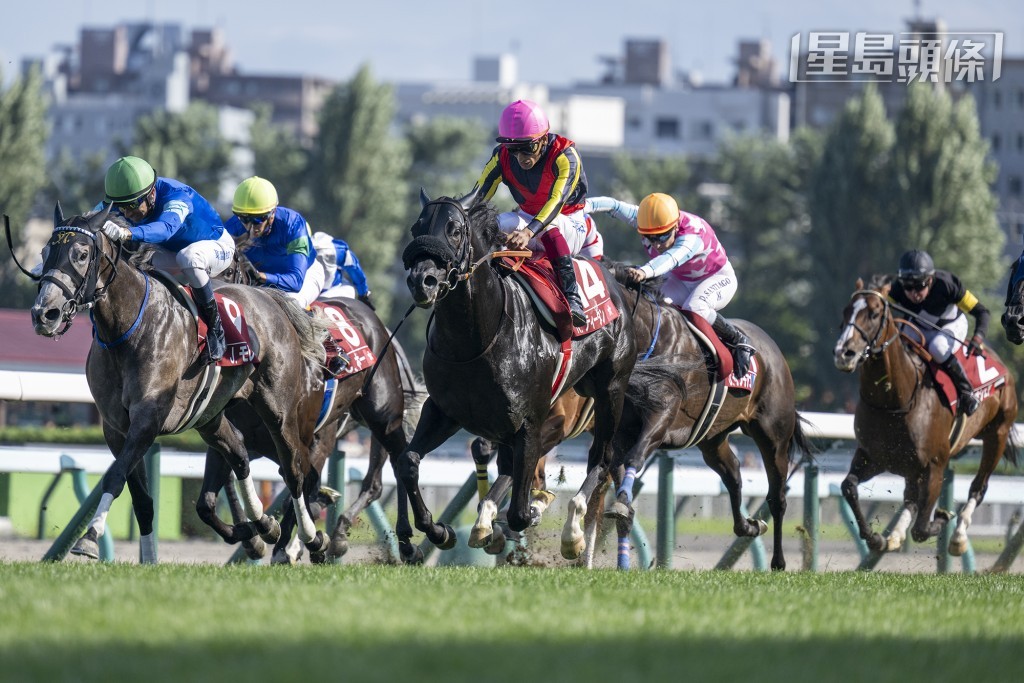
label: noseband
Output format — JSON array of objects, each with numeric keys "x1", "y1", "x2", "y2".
[
  {"x1": 402, "y1": 198, "x2": 480, "y2": 300},
  {"x1": 844, "y1": 289, "x2": 899, "y2": 359}
]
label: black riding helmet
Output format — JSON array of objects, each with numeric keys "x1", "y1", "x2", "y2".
[{"x1": 897, "y1": 249, "x2": 935, "y2": 288}]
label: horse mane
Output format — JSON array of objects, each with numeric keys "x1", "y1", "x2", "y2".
[
  {"x1": 266, "y1": 288, "x2": 329, "y2": 372},
  {"x1": 467, "y1": 200, "x2": 502, "y2": 250},
  {"x1": 603, "y1": 259, "x2": 667, "y2": 294}
]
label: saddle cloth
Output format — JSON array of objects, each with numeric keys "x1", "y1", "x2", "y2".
[
  {"x1": 500, "y1": 255, "x2": 619, "y2": 342},
  {"x1": 310, "y1": 301, "x2": 377, "y2": 378},
  {"x1": 929, "y1": 345, "x2": 1008, "y2": 412},
  {"x1": 680, "y1": 310, "x2": 757, "y2": 391}
]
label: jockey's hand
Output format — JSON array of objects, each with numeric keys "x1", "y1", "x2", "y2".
[
  {"x1": 100, "y1": 221, "x2": 132, "y2": 242},
  {"x1": 256, "y1": 271, "x2": 268, "y2": 285},
  {"x1": 625, "y1": 267, "x2": 646, "y2": 284},
  {"x1": 505, "y1": 228, "x2": 533, "y2": 251},
  {"x1": 967, "y1": 334, "x2": 985, "y2": 356},
  {"x1": 358, "y1": 291, "x2": 376, "y2": 310}
]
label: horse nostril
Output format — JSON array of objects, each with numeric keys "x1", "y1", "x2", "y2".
[
  {"x1": 422, "y1": 274, "x2": 438, "y2": 290},
  {"x1": 44, "y1": 308, "x2": 61, "y2": 323}
]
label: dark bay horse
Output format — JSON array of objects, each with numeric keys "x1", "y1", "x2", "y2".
[
  {"x1": 506, "y1": 272, "x2": 811, "y2": 570},
  {"x1": 398, "y1": 190, "x2": 636, "y2": 563},
  {"x1": 835, "y1": 276, "x2": 1018, "y2": 554},
  {"x1": 198, "y1": 299, "x2": 425, "y2": 564},
  {"x1": 29, "y1": 206, "x2": 328, "y2": 561}
]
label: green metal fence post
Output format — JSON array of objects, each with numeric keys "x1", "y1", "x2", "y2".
[
  {"x1": 937, "y1": 467, "x2": 955, "y2": 574},
  {"x1": 715, "y1": 498, "x2": 769, "y2": 570},
  {"x1": 143, "y1": 444, "x2": 160, "y2": 563},
  {"x1": 830, "y1": 484, "x2": 870, "y2": 561},
  {"x1": 326, "y1": 448, "x2": 346, "y2": 543},
  {"x1": 656, "y1": 451, "x2": 674, "y2": 569},
  {"x1": 42, "y1": 473, "x2": 106, "y2": 562},
  {"x1": 802, "y1": 465, "x2": 819, "y2": 571},
  {"x1": 990, "y1": 514, "x2": 1024, "y2": 573}
]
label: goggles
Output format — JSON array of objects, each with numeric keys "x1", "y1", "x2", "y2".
[
  {"x1": 500, "y1": 138, "x2": 544, "y2": 156},
  {"x1": 236, "y1": 213, "x2": 273, "y2": 227},
  {"x1": 899, "y1": 276, "x2": 931, "y2": 292},
  {"x1": 645, "y1": 230, "x2": 675, "y2": 244},
  {"x1": 115, "y1": 194, "x2": 149, "y2": 211}
]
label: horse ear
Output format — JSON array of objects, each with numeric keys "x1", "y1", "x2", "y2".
[
  {"x1": 855, "y1": 277, "x2": 864, "y2": 290},
  {"x1": 456, "y1": 185, "x2": 481, "y2": 211},
  {"x1": 419, "y1": 188, "x2": 431, "y2": 208},
  {"x1": 53, "y1": 201, "x2": 64, "y2": 226},
  {"x1": 88, "y1": 202, "x2": 113, "y2": 232}
]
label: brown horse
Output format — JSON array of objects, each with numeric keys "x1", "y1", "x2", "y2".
[{"x1": 834, "y1": 276, "x2": 1018, "y2": 554}]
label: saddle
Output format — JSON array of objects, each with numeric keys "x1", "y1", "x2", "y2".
[
  {"x1": 498, "y1": 255, "x2": 619, "y2": 342},
  {"x1": 150, "y1": 270, "x2": 259, "y2": 367},
  {"x1": 309, "y1": 301, "x2": 377, "y2": 378},
  {"x1": 680, "y1": 311, "x2": 757, "y2": 390},
  {"x1": 925, "y1": 345, "x2": 1008, "y2": 413}
]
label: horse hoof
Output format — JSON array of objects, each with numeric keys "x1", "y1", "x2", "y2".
[
  {"x1": 866, "y1": 532, "x2": 885, "y2": 552},
  {"x1": 467, "y1": 524, "x2": 491, "y2": 548},
  {"x1": 753, "y1": 518, "x2": 768, "y2": 536},
  {"x1": 70, "y1": 536, "x2": 100, "y2": 560},
  {"x1": 317, "y1": 485, "x2": 342, "y2": 506},
  {"x1": 560, "y1": 536, "x2": 585, "y2": 561},
  {"x1": 885, "y1": 534, "x2": 903, "y2": 553},
  {"x1": 604, "y1": 501, "x2": 631, "y2": 521},
  {"x1": 305, "y1": 530, "x2": 329, "y2": 554},
  {"x1": 244, "y1": 538, "x2": 267, "y2": 561},
  {"x1": 271, "y1": 548, "x2": 300, "y2": 565},
  {"x1": 329, "y1": 532, "x2": 350, "y2": 559},
  {"x1": 399, "y1": 542, "x2": 424, "y2": 565},
  {"x1": 948, "y1": 538, "x2": 968, "y2": 557},
  {"x1": 258, "y1": 515, "x2": 281, "y2": 544},
  {"x1": 436, "y1": 524, "x2": 458, "y2": 551},
  {"x1": 484, "y1": 525, "x2": 507, "y2": 555},
  {"x1": 309, "y1": 548, "x2": 329, "y2": 565}
]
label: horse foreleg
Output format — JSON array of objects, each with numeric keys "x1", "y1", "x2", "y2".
[
  {"x1": 911, "y1": 464, "x2": 950, "y2": 543},
  {"x1": 885, "y1": 506, "x2": 914, "y2": 552},
  {"x1": 394, "y1": 398, "x2": 461, "y2": 553},
  {"x1": 331, "y1": 437, "x2": 387, "y2": 559},
  {"x1": 562, "y1": 464, "x2": 608, "y2": 560},
  {"x1": 578, "y1": 477, "x2": 608, "y2": 569},
  {"x1": 840, "y1": 448, "x2": 887, "y2": 552},
  {"x1": 125, "y1": 462, "x2": 156, "y2": 564}
]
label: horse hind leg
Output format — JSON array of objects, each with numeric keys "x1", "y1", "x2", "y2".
[
  {"x1": 911, "y1": 465, "x2": 951, "y2": 543},
  {"x1": 700, "y1": 438, "x2": 766, "y2": 539},
  {"x1": 950, "y1": 428, "x2": 1009, "y2": 555}
]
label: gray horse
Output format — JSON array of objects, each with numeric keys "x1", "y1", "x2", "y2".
[{"x1": 30, "y1": 205, "x2": 329, "y2": 562}]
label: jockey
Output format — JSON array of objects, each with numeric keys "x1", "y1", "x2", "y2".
[
  {"x1": 471, "y1": 99, "x2": 592, "y2": 326},
  {"x1": 586, "y1": 192, "x2": 755, "y2": 378},
  {"x1": 311, "y1": 231, "x2": 375, "y2": 309},
  {"x1": 891, "y1": 249, "x2": 988, "y2": 416},
  {"x1": 100, "y1": 155, "x2": 234, "y2": 363},
  {"x1": 225, "y1": 176, "x2": 347, "y2": 376}
]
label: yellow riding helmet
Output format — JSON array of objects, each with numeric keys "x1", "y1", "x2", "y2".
[
  {"x1": 637, "y1": 193, "x2": 681, "y2": 236},
  {"x1": 232, "y1": 176, "x2": 279, "y2": 215}
]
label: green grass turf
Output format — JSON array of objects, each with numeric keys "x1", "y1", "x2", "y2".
[{"x1": 1, "y1": 562, "x2": 1022, "y2": 683}]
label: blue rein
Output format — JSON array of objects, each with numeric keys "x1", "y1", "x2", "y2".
[
  {"x1": 640, "y1": 289, "x2": 662, "y2": 361},
  {"x1": 92, "y1": 272, "x2": 151, "y2": 349}
]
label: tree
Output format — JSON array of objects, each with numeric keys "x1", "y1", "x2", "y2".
[
  {"x1": 46, "y1": 148, "x2": 107, "y2": 216},
  {"x1": 307, "y1": 65, "x2": 410, "y2": 323},
  {"x1": 715, "y1": 131, "x2": 820, "y2": 400},
  {"x1": 0, "y1": 65, "x2": 49, "y2": 308},
  {"x1": 124, "y1": 102, "x2": 233, "y2": 206},
  {"x1": 249, "y1": 104, "x2": 313, "y2": 216},
  {"x1": 805, "y1": 84, "x2": 896, "y2": 409}
]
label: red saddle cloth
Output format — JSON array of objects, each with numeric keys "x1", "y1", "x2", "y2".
[
  {"x1": 195, "y1": 292, "x2": 258, "y2": 367},
  {"x1": 499, "y1": 255, "x2": 620, "y2": 342},
  {"x1": 929, "y1": 345, "x2": 1008, "y2": 411},
  {"x1": 309, "y1": 301, "x2": 377, "y2": 377},
  {"x1": 680, "y1": 311, "x2": 757, "y2": 390}
]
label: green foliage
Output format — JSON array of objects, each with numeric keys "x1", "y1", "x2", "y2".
[
  {"x1": 123, "y1": 102, "x2": 233, "y2": 206},
  {"x1": 307, "y1": 65, "x2": 411, "y2": 322},
  {"x1": 2, "y1": 564, "x2": 1024, "y2": 682},
  {"x1": 0, "y1": 426, "x2": 206, "y2": 451},
  {"x1": 45, "y1": 148, "x2": 107, "y2": 216},
  {"x1": 249, "y1": 104, "x2": 313, "y2": 216},
  {"x1": 0, "y1": 66, "x2": 49, "y2": 308}
]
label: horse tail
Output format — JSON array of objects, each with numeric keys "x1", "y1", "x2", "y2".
[
  {"x1": 788, "y1": 412, "x2": 818, "y2": 466},
  {"x1": 391, "y1": 337, "x2": 427, "y2": 440},
  {"x1": 264, "y1": 289, "x2": 329, "y2": 371},
  {"x1": 625, "y1": 357, "x2": 701, "y2": 414}
]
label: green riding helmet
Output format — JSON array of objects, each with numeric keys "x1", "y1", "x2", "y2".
[{"x1": 104, "y1": 156, "x2": 157, "y2": 203}]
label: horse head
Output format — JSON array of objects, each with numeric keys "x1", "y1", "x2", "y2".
[
  {"x1": 833, "y1": 275, "x2": 896, "y2": 372},
  {"x1": 30, "y1": 202, "x2": 115, "y2": 337},
  {"x1": 1002, "y1": 258, "x2": 1024, "y2": 345},
  {"x1": 402, "y1": 186, "x2": 495, "y2": 307}
]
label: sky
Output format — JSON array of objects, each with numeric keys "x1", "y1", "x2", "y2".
[{"x1": 1, "y1": 0, "x2": 1022, "y2": 87}]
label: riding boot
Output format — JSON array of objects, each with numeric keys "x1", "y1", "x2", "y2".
[
  {"x1": 553, "y1": 255, "x2": 587, "y2": 327},
  {"x1": 940, "y1": 355, "x2": 979, "y2": 416},
  {"x1": 194, "y1": 283, "x2": 226, "y2": 363},
  {"x1": 323, "y1": 332, "x2": 351, "y2": 377},
  {"x1": 711, "y1": 315, "x2": 756, "y2": 379}
]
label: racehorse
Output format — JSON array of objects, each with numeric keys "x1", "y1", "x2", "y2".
[
  {"x1": 397, "y1": 189, "x2": 636, "y2": 563},
  {"x1": 203, "y1": 248, "x2": 426, "y2": 563},
  {"x1": 835, "y1": 276, "x2": 1018, "y2": 555},
  {"x1": 482, "y1": 267, "x2": 812, "y2": 570},
  {"x1": 29, "y1": 205, "x2": 329, "y2": 561}
]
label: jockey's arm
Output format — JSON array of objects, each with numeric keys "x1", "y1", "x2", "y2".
[
  {"x1": 340, "y1": 249, "x2": 370, "y2": 297},
  {"x1": 585, "y1": 196, "x2": 639, "y2": 229},
  {"x1": 525, "y1": 146, "x2": 581, "y2": 236},
  {"x1": 958, "y1": 290, "x2": 991, "y2": 338},
  {"x1": 127, "y1": 198, "x2": 191, "y2": 243},
  {"x1": 473, "y1": 150, "x2": 504, "y2": 203},
  {"x1": 637, "y1": 234, "x2": 702, "y2": 280}
]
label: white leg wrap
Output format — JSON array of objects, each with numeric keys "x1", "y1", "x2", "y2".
[
  {"x1": 139, "y1": 533, "x2": 157, "y2": 564},
  {"x1": 286, "y1": 533, "x2": 303, "y2": 562},
  {"x1": 88, "y1": 493, "x2": 115, "y2": 537},
  {"x1": 235, "y1": 476, "x2": 264, "y2": 520},
  {"x1": 886, "y1": 507, "x2": 913, "y2": 551},
  {"x1": 293, "y1": 494, "x2": 317, "y2": 543},
  {"x1": 955, "y1": 498, "x2": 978, "y2": 540}
]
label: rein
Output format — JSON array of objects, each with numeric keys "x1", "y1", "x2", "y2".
[
  {"x1": 848, "y1": 289, "x2": 922, "y2": 414},
  {"x1": 40, "y1": 225, "x2": 124, "y2": 337},
  {"x1": 637, "y1": 286, "x2": 663, "y2": 361}
]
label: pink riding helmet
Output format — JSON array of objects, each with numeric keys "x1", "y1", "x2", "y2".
[{"x1": 497, "y1": 100, "x2": 549, "y2": 142}]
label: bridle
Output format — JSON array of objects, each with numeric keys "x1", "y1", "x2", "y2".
[
  {"x1": 39, "y1": 223, "x2": 123, "y2": 337},
  {"x1": 844, "y1": 289, "x2": 899, "y2": 360}
]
